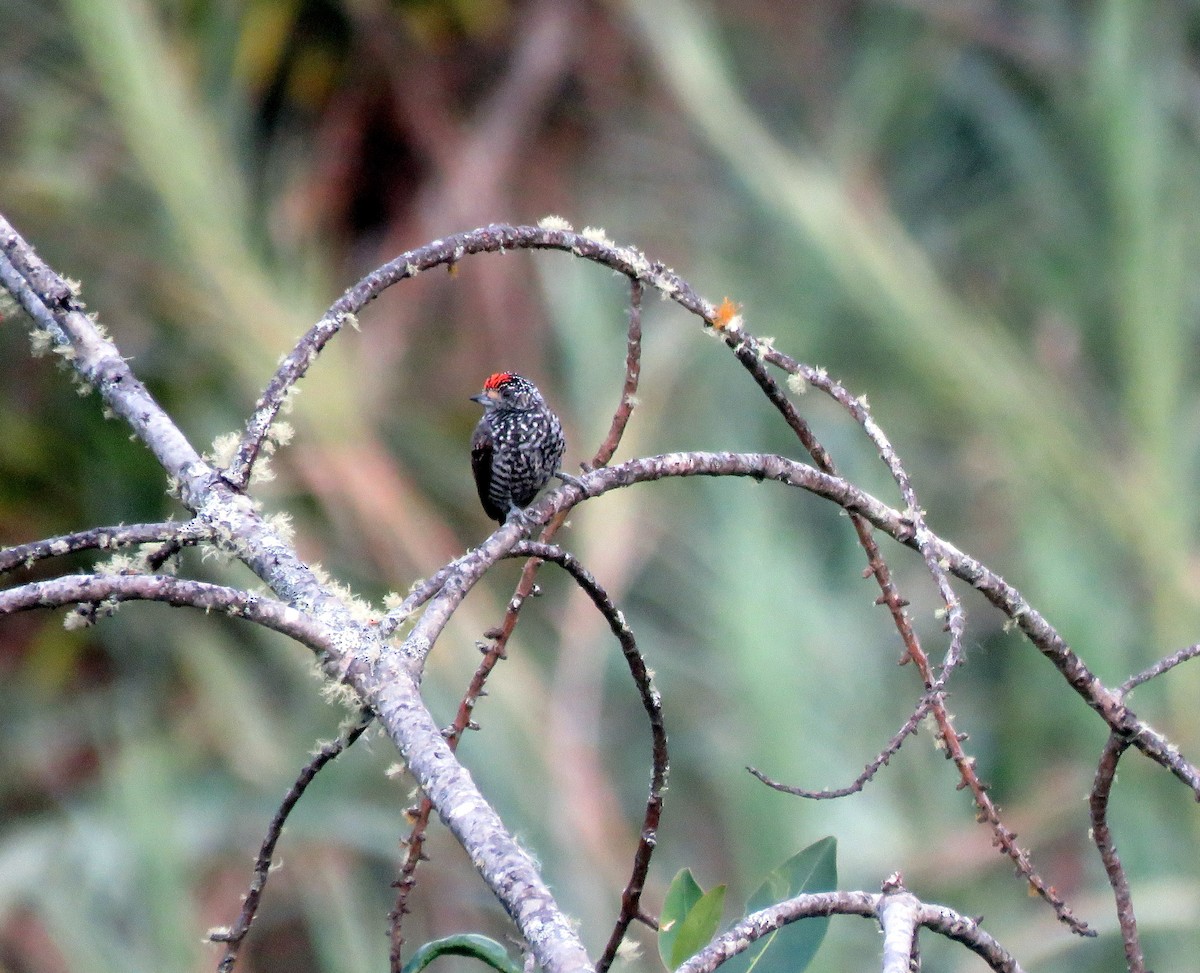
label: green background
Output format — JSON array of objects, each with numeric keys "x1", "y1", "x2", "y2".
[{"x1": 3, "y1": 1, "x2": 1200, "y2": 970}]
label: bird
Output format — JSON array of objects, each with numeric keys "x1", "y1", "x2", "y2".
[{"x1": 470, "y1": 372, "x2": 568, "y2": 523}]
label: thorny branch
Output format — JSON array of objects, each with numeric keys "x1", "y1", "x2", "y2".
[
  {"x1": 4, "y1": 213, "x2": 1199, "y2": 971},
  {"x1": 714, "y1": 326, "x2": 1085, "y2": 930},
  {"x1": 748, "y1": 691, "x2": 938, "y2": 800},
  {"x1": 209, "y1": 218, "x2": 1172, "y2": 787}
]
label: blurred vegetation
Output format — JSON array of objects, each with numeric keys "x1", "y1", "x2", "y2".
[{"x1": 3, "y1": 0, "x2": 1200, "y2": 970}]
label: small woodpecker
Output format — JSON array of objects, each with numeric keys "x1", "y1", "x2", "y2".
[{"x1": 470, "y1": 372, "x2": 567, "y2": 523}]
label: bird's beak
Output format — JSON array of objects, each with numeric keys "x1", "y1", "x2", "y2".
[{"x1": 470, "y1": 393, "x2": 487, "y2": 404}]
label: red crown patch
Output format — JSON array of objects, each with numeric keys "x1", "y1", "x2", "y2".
[{"x1": 484, "y1": 371, "x2": 515, "y2": 390}]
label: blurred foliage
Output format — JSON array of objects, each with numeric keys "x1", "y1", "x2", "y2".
[{"x1": 3, "y1": 0, "x2": 1200, "y2": 971}]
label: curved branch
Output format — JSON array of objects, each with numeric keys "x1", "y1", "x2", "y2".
[
  {"x1": 1089, "y1": 733, "x2": 1143, "y2": 973},
  {"x1": 391, "y1": 449, "x2": 1200, "y2": 799},
  {"x1": 227, "y1": 223, "x2": 697, "y2": 488},
  {"x1": 0, "y1": 573, "x2": 332, "y2": 648},
  {"x1": 212, "y1": 709, "x2": 374, "y2": 972},
  {"x1": 749, "y1": 691, "x2": 937, "y2": 799},
  {"x1": 673, "y1": 887, "x2": 1025, "y2": 973},
  {"x1": 508, "y1": 541, "x2": 666, "y2": 973}
]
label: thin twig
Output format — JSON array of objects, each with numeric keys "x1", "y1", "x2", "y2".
[
  {"x1": 212, "y1": 710, "x2": 374, "y2": 972},
  {"x1": 749, "y1": 692, "x2": 938, "y2": 799},
  {"x1": 1121, "y1": 643, "x2": 1200, "y2": 695},
  {"x1": 1089, "y1": 733, "x2": 1143, "y2": 973},
  {"x1": 590, "y1": 278, "x2": 643, "y2": 469}
]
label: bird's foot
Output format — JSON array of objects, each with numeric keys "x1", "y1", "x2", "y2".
[
  {"x1": 554, "y1": 470, "x2": 586, "y2": 492},
  {"x1": 503, "y1": 504, "x2": 534, "y2": 529}
]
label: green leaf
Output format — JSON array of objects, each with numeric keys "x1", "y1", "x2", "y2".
[
  {"x1": 401, "y1": 934, "x2": 522, "y2": 973},
  {"x1": 720, "y1": 837, "x2": 837, "y2": 973},
  {"x1": 659, "y1": 869, "x2": 727, "y2": 970},
  {"x1": 659, "y1": 868, "x2": 703, "y2": 966}
]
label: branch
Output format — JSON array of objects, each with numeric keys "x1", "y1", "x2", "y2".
[
  {"x1": 8, "y1": 210, "x2": 1197, "y2": 971},
  {"x1": 1, "y1": 213, "x2": 597, "y2": 969},
  {"x1": 590, "y1": 277, "x2": 644, "y2": 469},
  {"x1": 0, "y1": 520, "x2": 212, "y2": 575},
  {"x1": 387, "y1": 279, "x2": 645, "y2": 964},
  {"x1": 0, "y1": 573, "x2": 331, "y2": 647},
  {"x1": 673, "y1": 883, "x2": 1025, "y2": 973},
  {"x1": 748, "y1": 691, "x2": 937, "y2": 799},
  {"x1": 877, "y1": 877, "x2": 921, "y2": 973},
  {"x1": 211, "y1": 709, "x2": 374, "y2": 972},
  {"x1": 509, "y1": 541, "x2": 666, "y2": 973},
  {"x1": 1089, "y1": 733, "x2": 1142, "y2": 973},
  {"x1": 1085, "y1": 645, "x2": 1200, "y2": 973}
]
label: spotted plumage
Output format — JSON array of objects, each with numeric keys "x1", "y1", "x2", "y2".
[{"x1": 470, "y1": 372, "x2": 566, "y2": 523}]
